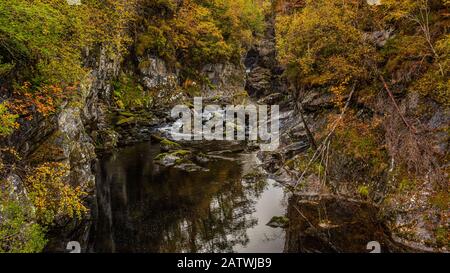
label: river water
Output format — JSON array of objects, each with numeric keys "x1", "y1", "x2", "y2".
[{"x1": 90, "y1": 141, "x2": 287, "y2": 253}]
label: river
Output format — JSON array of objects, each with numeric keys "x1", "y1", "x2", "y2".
[{"x1": 90, "y1": 141, "x2": 287, "y2": 253}]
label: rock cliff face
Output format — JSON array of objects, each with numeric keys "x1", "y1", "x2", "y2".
[
  {"x1": 0, "y1": 45, "x2": 125, "y2": 251},
  {"x1": 201, "y1": 63, "x2": 246, "y2": 102},
  {"x1": 273, "y1": 86, "x2": 448, "y2": 253},
  {"x1": 138, "y1": 55, "x2": 246, "y2": 104},
  {"x1": 245, "y1": 16, "x2": 288, "y2": 106}
]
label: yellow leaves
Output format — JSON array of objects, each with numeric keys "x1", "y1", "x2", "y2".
[
  {"x1": 136, "y1": 0, "x2": 263, "y2": 71},
  {"x1": 25, "y1": 162, "x2": 88, "y2": 225},
  {"x1": 276, "y1": 0, "x2": 377, "y2": 89},
  {"x1": 382, "y1": 0, "x2": 423, "y2": 20},
  {"x1": 331, "y1": 82, "x2": 349, "y2": 108},
  {"x1": 0, "y1": 102, "x2": 19, "y2": 137}
]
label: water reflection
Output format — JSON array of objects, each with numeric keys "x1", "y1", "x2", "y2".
[
  {"x1": 284, "y1": 195, "x2": 413, "y2": 253},
  {"x1": 90, "y1": 142, "x2": 285, "y2": 253}
]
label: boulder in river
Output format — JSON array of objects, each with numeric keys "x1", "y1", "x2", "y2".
[
  {"x1": 160, "y1": 138, "x2": 182, "y2": 152},
  {"x1": 267, "y1": 216, "x2": 290, "y2": 228}
]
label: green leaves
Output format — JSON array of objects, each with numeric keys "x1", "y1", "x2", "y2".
[
  {"x1": 0, "y1": 0, "x2": 87, "y2": 84},
  {"x1": 0, "y1": 190, "x2": 47, "y2": 253},
  {"x1": 0, "y1": 102, "x2": 18, "y2": 137},
  {"x1": 0, "y1": 0, "x2": 139, "y2": 86}
]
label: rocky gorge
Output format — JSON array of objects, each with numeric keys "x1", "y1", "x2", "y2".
[{"x1": 0, "y1": 0, "x2": 448, "y2": 253}]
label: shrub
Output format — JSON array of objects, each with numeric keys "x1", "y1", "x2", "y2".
[
  {"x1": 0, "y1": 190, "x2": 47, "y2": 253},
  {"x1": 0, "y1": 102, "x2": 19, "y2": 137},
  {"x1": 25, "y1": 162, "x2": 88, "y2": 225},
  {"x1": 276, "y1": 0, "x2": 378, "y2": 95}
]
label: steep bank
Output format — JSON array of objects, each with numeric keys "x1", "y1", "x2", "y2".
[
  {"x1": 0, "y1": 0, "x2": 447, "y2": 253},
  {"x1": 0, "y1": 0, "x2": 265, "y2": 252},
  {"x1": 254, "y1": 0, "x2": 449, "y2": 252}
]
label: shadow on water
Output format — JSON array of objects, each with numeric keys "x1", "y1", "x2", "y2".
[
  {"x1": 89, "y1": 141, "x2": 286, "y2": 253},
  {"x1": 284, "y1": 195, "x2": 414, "y2": 253}
]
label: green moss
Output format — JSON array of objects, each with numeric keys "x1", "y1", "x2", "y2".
[
  {"x1": 358, "y1": 185, "x2": 370, "y2": 198},
  {"x1": 113, "y1": 73, "x2": 149, "y2": 110},
  {"x1": 267, "y1": 216, "x2": 289, "y2": 228},
  {"x1": 285, "y1": 158, "x2": 296, "y2": 169},
  {"x1": 154, "y1": 153, "x2": 169, "y2": 161},
  {"x1": 116, "y1": 116, "x2": 136, "y2": 126},
  {"x1": 398, "y1": 177, "x2": 417, "y2": 192},
  {"x1": 161, "y1": 139, "x2": 181, "y2": 148},
  {"x1": 435, "y1": 226, "x2": 449, "y2": 248},
  {"x1": 171, "y1": 150, "x2": 191, "y2": 157},
  {"x1": 119, "y1": 112, "x2": 135, "y2": 117},
  {"x1": 430, "y1": 192, "x2": 450, "y2": 211},
  {"x1": 154, "y1": 150, "x2": 191, "y2": 161},
  {"x1": 175, "y1": 158, "x2": 191, "y2": 165}
]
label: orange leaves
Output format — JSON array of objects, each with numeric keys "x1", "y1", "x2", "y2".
[
  {"x1": 330, "y1": 77, "x2": 352, "y2": 108},
  {"x1": 9, "y1": 82, "x2": 76, "y2": 120}
]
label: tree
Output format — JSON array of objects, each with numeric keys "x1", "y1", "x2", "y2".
[{"x1": 276, "y1": 0, "x2": 378, "y2": 103}]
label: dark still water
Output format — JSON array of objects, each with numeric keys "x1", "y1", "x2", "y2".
[{"x1": 90, "y1": 142, "x2": 286, "y2": 253}]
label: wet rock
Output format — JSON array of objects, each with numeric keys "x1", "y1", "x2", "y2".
[
  {"x1": 267, "y1": 216, "x2": 290, "y2": 228},
  {"x1": 302, "y1": 91, "x2": 335, "y2": 111},
  {"x1": 195, "y1": 153, "x2": 210, "y2": 163},
  {"x1": 26, "y1": 100, "x2": 96, "y2": 189},
  {"x1": 257, "y1": 93, "x2": 284, "y2": 105},
  {"x1": 244, "y1": 17, "x2": 288, "y2": 102},
  {"x1": 93, "y1": 128, "x2": 119, "y2": 150},
  {"x1": 284, "y1": 122, "x2": 308, "y2": 142},
  {"x1": 138, "y1": 55, "x2": 178, "y2": 91},
  {"x1": 246, "y1": 67, "x2": 272, "y2": 97},
  {"x1": 160, "y1": 138, "x2": 182, "y2": 152},
  {"x1": 270, "y1": 168, "x2": 295, "y2": 185},
  {"x1": 365, "y1": 28, "x2": 394, "y2": 47},
  {"x1": 175, "y1": 163, "x2": 209, "y2": 173},
  {"x1": 110, "y1": 110, "x2": 164, "y2": 146},
  {"x1": 136, "y1": 54, "x2": 187, "y2": 109},
  {"x1": 154, "y1": 149, "x2": 209, "y2": 172},
  {"x1": 243, "y1": 171, "x2": 266, "y2": 183},
  {"x1": 154, "y1": 150, "x2": 191, "y2": 166},
  {"x1": 154, "y1": 153, "x2": 180, "y2": 167},
  {"x1": 258, "y1": 151, "x2": 283, "y2": 173},
  {"x1": 201, "y1": 63, "x2": 246, "y2": 100},
  {"x1": 4, "y1": 174, "x2": 29, "y2": 203},
  {"x1": 282, "y1": 142, "x2": 309, "y2": 158},
  {"x1": 86, "y1": 46, "x2": 122, "y2": 101}
]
